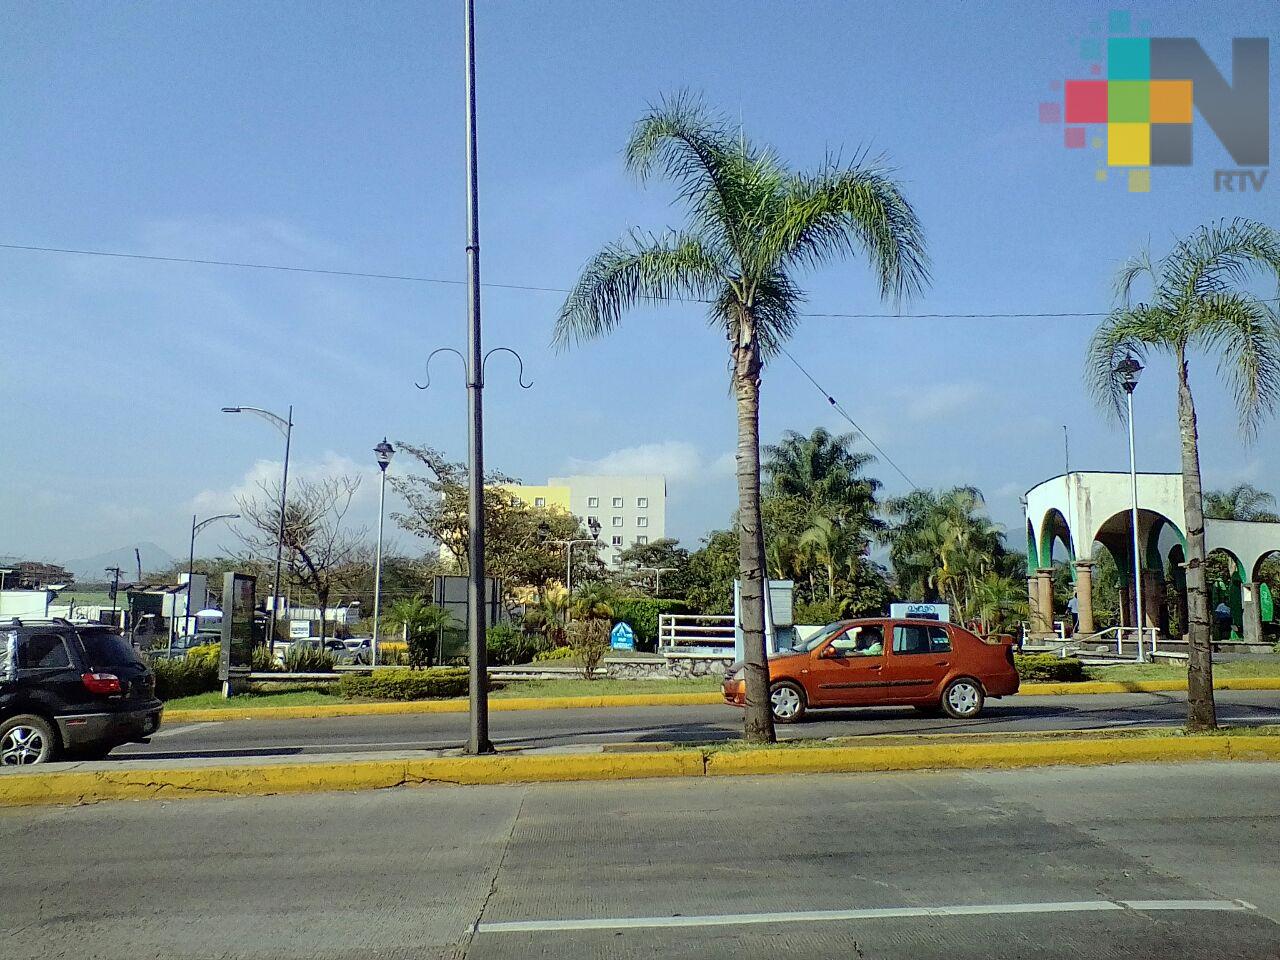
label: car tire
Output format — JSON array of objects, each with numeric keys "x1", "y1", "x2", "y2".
[
  {"x1": 941, "y1": 678, "x2": 985, "y2": 719},
  {"x1": 769, "y1": 681, "x2": 807, "y2": 724},
  {"x1": 0, "y1": 714, "x2": 59, "y2": 765}
]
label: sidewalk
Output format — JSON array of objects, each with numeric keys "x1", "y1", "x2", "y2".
[{"x1": 3, "y1": 727, "x2": 1278, "y2": 807}]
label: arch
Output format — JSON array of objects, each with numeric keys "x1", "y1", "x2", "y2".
[
  {"x1": 1251, "y1": 548, "x2": 1280, "y2": 584},
  {"x1": 1038, "y1": 508, "x2": 1075, "y2": 569},
  {"x1": 1147, "y1": 516, "x2": 1187, "y2": 573},
  {"x1": 1206, "y1": 546, "x2": 1246, "y2": 582},
  {"x1": 1026, "y1": 521, "x2": 1038, "y2": 576}
]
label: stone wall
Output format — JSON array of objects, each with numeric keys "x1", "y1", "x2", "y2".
[{"x1": 605, "y1": 655, "x2": 733, "y2": 680}]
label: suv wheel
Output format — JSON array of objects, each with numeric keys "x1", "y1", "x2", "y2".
[
  {"x1": 0, "y1": 715, "x2": 58, "y2": 765},
  {"x1": 941, "y1": 678, "x2": 984, "y2": 719},
  {"x1": 769, "y1": 681, "x2": 807, "y2": 723}
]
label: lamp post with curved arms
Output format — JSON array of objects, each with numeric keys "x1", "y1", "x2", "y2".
[
  {"x1": 640, "y1": 566, "x2": 677, "y2": 597},
  {"x1": 179, "y1": 512, "x2": 239, "y2": 655},
  {"x1": 222, "y1": 405, "x2": 293, "y2": 632},
  {"x1": 371, "y1": 439, "x2": 395, "y2": 666},
  {"x1": 547, "y1": 518, "x2": 602, "y2": 622}
]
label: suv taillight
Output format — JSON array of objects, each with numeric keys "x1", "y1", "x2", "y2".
[{"x1": 81, "y1": 672, "x2": 122, "y2": 695}]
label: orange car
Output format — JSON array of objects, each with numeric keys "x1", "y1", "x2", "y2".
[{"x1": 722, "y1": 618, "x2": 1019, "y2": 723}]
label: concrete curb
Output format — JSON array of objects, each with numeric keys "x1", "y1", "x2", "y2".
[
  {"x1": 3, "y1": 733, "x2": 1278, "y2": 807},
  {"x1": 162, "y1": 677, "x2": 1280, "y2": 723}
]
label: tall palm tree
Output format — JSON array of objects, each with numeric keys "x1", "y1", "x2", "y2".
[
  {"x1": 798, "y1": 514, "x2": 860, "y2": 599},
  {"x1": 1086, "y1": 218, "x2": 1280, "y2": 731},
  {"x1": 554, "y1": 95, "x2": 927, "y2": 742},
  {"x1": 1203, "y1": 483, "x2": 1280, "y2": 522},
  {"x1": 764, "y1": 427, "x2": 882, "y2": 522}
]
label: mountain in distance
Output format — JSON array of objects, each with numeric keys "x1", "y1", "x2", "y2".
[{"x1": 61, "y1": 542, "x2": 178, "y2": 583}]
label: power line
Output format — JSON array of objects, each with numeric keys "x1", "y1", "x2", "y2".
[{"x1": 776, "y1": 345, "x2": 917, "y2": 490}]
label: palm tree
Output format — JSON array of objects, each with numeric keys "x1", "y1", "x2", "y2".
[
  {"x1": 971, "y1": 571, "x2": 1030, "y2": 636},
  {"x1": 554, "y1": 95, "x2": 927, "y2": 742},
  {"x1": 383, "y1": 597, "x2": 454, "y2": 668},
  {"x1": 764, "y1": 427, "x2": 882, "y2": 523},
  {"x1": 1086, "y1": 218, "x2": 1280, "y2": 731},
  {"x1": 1204, "y1": 483, "x2": 1280, "y2": 522},
  {"x1": 797, "y1": 515, "x2": 861, "y2": 600}
]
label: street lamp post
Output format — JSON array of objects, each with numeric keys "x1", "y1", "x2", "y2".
[
  {"x1": 371, "y1": 439, "x2": 395, "y2": 667},
  {"x1": 181, "y1": 512, "x2": 239, "y2": 656},
  {"x1": 549, "y1": 518, "x2": 602, "y2": 622},
  {"x1": 222, "y1": 405, "x2": 293, "y2": 634},
  {"x1": 641, "y1": 566, "x2": 676, "y2": 597},
  {"x1": 1116, "y1": 354, "x2": 1146, "y2": 663}
]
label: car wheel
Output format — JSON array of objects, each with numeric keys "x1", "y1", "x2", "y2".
[
  {"x1": 941, "y1": 678, "x2": 984, "y2": 719},
  {"x1": 0, "y1": 714, "x2": 59, "y2": 765},
  {"x1": 769, "y1": 681, "x2": 807, "y2": 724}
]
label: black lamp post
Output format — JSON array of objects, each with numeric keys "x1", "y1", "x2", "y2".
[
  {"x1": 1115, "y1": 353, "x2": 1146, "y2": 661},
  {"x1": 371, "y1": 439, "x2": 395, "y2": 666}
]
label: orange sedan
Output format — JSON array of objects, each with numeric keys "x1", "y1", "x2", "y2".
[{"x1": 722, "y1": 618, "x2": 1019, "y2": 723}]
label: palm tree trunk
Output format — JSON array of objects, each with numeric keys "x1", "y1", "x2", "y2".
[
  {"x1": 733, "y1": 326, "x2": 776, "y2": 744},
  {"x1": 1176, "y1": 347, "x2": 1216, "y2": 730}
]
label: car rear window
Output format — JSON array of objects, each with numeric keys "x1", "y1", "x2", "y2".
[
  {"x1": 78, "y1": 632, "x2": 143, "y2": 667},
  {"x1": 19, "y1": 633, "x2": 73, "y2": 669}
]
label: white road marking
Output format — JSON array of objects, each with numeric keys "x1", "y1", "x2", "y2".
[
  {"x1": 148, "y1": 722, "x2": 223, "y2": 739},
  {"x1": 477, "y1": 898, "x2": 1254, "y2": 934}
]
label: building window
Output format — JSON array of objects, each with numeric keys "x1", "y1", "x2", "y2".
[
  {"x1": 611, "y1": 535, "x2": 623, "y2": 547},
  {"x1": 534, "y1": 497, "x2": 545, "y2": 508},
  {"x1": 636, "y1": 536, "x2": 649, "y2": 545},
  {"x1": 588, "y1": 496, "x2": 599, "y2": 508},
  {"x1": 612, "y1": 497, "x2": 624, "y2": 508},
  {"x1": 637, "y1": 497, "x2": 648, "y2": 509},
  {"x1": 612, "y1": 516, "x2": 623, "y2": 527},
  {"x1": 636, "y1": 517, "x2": 648, "y2": 528},
  {"x1": 587, "y1": 515, "x2": 599, "y2": 527}
]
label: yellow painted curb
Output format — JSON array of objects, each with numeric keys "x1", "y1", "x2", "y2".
[
  {"x1": 2, "y1": 735, "x2": 1278, "y2": 808},
  {"x1": 1018, "y1": 677, "x2": 1280, "y2": 696}
]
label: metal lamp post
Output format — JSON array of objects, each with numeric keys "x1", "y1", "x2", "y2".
[
  {"x1": 222, "y1": 405, "x2": 293, "y2": 632},
  {"x1": 181, "y1": 512, "x2": 239, "y2": 654},
  {"x1": 641, "y1": 566, "x2": 677, "y2": 597},
  {"x1": 371, "y1": 439, "x2": 395, "y2": 667},
  {"x1": 1116, "y1": 354, "x2": 1146, "y2": 662}
]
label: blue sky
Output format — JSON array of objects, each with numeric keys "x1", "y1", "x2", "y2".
[{"x1": 2, "y1": 0, "x2": 1277, "y2": 564}]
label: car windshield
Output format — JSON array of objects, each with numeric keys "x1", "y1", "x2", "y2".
[
  {"x1": 791, "y1": 622, "x2": 850, "y2": 653},
  {"x1": 78, "y1": 631, "x2": 144, "y2": 667}
]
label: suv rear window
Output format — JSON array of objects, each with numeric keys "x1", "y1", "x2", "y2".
[
  {"x1": 77, "y1": 631, "x2": 143, "y2": 667},
  {"x1": 19, "y1": 633, "x2": 73, "y2": 669}
]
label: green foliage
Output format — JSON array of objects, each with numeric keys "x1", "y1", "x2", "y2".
[
  {"x1": 613, "y1": 538, "x2": 692, "y2": 598},
  {"x1": 533, "y1": 645, "x2": 576, "y2": 662},
  {"x1": 251, "y1": 645, "x2": 280, "y2": 672},
  {"x1": 487, "y1": 621, "x2": 547, "y2": 666},
  {"x1": 283, "y1": 645, "x2": 336, "y2": 673},
  {"x1": 685, "y1": 529, "x2": 739, "y2": 615},
  {"x1": 337, "y1": 667, "x2": 470, "y2": 701},
  {"x1": 186, "y1": 644, "x2": 221, "y2": 669},
  {"x1": 1203, "y1": 484, "x2": 1280, "y2": 522},
  {"x1": 608, "y1": 597, "x2": 687, "y2": 651},
  {"x1": 566, "y1": 619, "x2": 611, "y2": 679},
  {"x1": 793, "y1": 598, "x2": 846, "y2": 626},
  {"x1": 1014, "y1": 654, "x2": 1086, "y2": 683},
  {"x1": 571, "y1": 581, "x2": 616, "y2": 622},
  {"x1": 383, "y1": 597, "x2": 455, "y2": 668},
  {"x1": 152, "y1": 657, "x2": 219, "y2": 700}
]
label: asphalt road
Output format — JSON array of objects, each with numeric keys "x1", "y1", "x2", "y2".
[
  {"x1": 3, "y1": 762, "x2": 1278, "y2": 959},
  {"x1": 107, "y1": 688, "x2": 1280, "y2": 761}
]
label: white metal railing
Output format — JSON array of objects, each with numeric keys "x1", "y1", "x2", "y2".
[
  {"x1": 1056, "y1": 626, "x2": 1159, "y2": 661},
  {"x1": 658, "y1": 613, "x2": 735, "y2": 651}
]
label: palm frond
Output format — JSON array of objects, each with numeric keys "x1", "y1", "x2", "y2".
[
  {"x1": 553, "y1": 231, "x2": 725, "y2": 348},
  {"x1": 766, "y1": 155, "x2": 929, "y2": 302},
  {"x1": 1196, "y1": 292, "x2": 1280, "y2": 438},
  {"x1": 1084, "y1": 306, "x2": 1168, "y2": 421},
  {"x1": 1163, "y1": 218, "x2": 1280, "y2": 304}
]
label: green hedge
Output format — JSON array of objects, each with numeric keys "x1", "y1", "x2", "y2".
[
  {"x1": 152, "y1": 657, "x2": 219, "y2": 700},
  {"x1": 1014, "y1": 654, "x2": 1086, "y2": 683},
  {"x1": 337, "y1": 667, "x2": 471, "y2": 701},
  {"x1": 609, "y1": 597, "x2": 687, "y2": 651},
  {"x1": 534, "y1": 645, "x2": 575, "y2": 662}
]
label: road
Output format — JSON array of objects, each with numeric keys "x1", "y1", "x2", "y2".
[
  {"x1": 108, "y1": 688, "x2": 1280, "y2": 761},
  {"x1": 3, "y1": 762, "x2": 1278, "y2": 959}
]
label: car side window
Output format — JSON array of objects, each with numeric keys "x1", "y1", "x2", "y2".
[
  {"x1": 18, "y1": 633, "x2": 73, "y2": 670},
  {"x1": 892, "y1": 625, "x2": 931, "y2": 655},
  {"x1": 831, "y1": 625, "x2": 883, "y2": 657},
  {"x1": 929, "y1": 626, "x2": 952, "y2": 653}
]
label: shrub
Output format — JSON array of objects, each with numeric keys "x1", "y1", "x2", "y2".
[
  {"x1": 1014, "y1": 654, "x2": 1086, "y2": 683},
  {"x1": 376, "y1": 645, "x2": 409, "y2": 666},
  {"x1": 152, "y1": 657, "x2": 219, "y2": 700},
  {"x1": 533, "y1": 645, "x2": 576, "y2": 662},
  {"x1": 793, "y1": 598, "x2": 846, "y2": 626},
  {"x1": 186, "y1": 643, "x2": 221, "y2": 669},
  {"x1": 567, "y1": 619, "x2": 610, "y2": 679},
  {"x1": 487, "y1": 622, "x2": 546, "y2": 666},
  {"x1": 608, "y1": 597, "x2": 687, "y2": 652},
  {"x1": 338, "y1": 667, "x2": 471, "y2": 701},
  {"x1": 251, "y1": 645, "x2": 281, "y2": 672},
  {"x1": 283, "y1": 646, "x2": 336, "y2": 673}
]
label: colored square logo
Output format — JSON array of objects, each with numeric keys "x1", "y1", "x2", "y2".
[
  {"x1": 1150, "y1": 123, "x2": 1192, "y2": 166},
  {"x1": 1108, "y1": 37, "x2": 1150, "y2": 79},
  {"x1": 1108, "y1": 81, "x2": 1149, "y2": 122},
  {"x1": 1108, "y1": 123, "x2": 1150, "y2": 166},
  {"x1": 1065, "y1": 126, "x2": 1086, "y2": 148},
  {"x1": 1150, "y1": 80, "x2": 1192, "y2": 123},
  {"x1": 1039, "y1": 102, "x2": 1062, "y2": 123},
  {"x1": 1065, "y1": 80, "x2": 1108, "y2": 123}
]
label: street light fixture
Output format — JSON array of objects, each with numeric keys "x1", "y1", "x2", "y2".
[
  {"x1": 1116, "y1": 353, "x2": 1146, "y2": 662},
  {"x1": 222, "y1": 404, "x2": 293, "y2": 630},
  {"x1": 640, "y1": 566, "x2": 677, "y2": 597},
  {"x1": 180, "y1": 512, "x2": 240, "y2": 655},
  {"x1": 371, "y1": 438, "x2": 395, "y2": 667},
  {"x1": 548, "y1": 519, "x2": 602, "y2": 622}
]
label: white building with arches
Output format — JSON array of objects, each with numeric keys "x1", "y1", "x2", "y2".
[{"x1": 1023, "y1": 471, "x2": 1280, "y2": 644}]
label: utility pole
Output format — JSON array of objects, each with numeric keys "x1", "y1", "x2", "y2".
[
  {"x1": 105, "y1": 566, "x2": 123, "y2": 622},
  {"x1": 463, "y1": 0, "x2": 493, "y2": 755}
]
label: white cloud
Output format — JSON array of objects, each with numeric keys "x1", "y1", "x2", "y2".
[
  {"x1": 564, "y1": 441, "x2": 734, "y2": 483},
  {"x1": 190, "y1": 452, "x2": 379, "y2": 515},
  {"x1": 898, "y1": 382, "x2": 988, "y2": 421}
]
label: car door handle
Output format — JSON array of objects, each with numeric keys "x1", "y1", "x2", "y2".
[{"x1": 934, "y1": 660, "x2": 950, "y2": 667}]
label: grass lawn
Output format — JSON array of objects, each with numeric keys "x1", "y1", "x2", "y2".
[
  {"x1": 164, "y1": 686, "x2": 342, "y2": 711},
  {"x1": 1085, "y1": 659, "x2": 1280, "y2": 683}
]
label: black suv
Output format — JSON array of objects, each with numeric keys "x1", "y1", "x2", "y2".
[{"x1": 1, "y1": 619, "x2": 163, "y2": 764}]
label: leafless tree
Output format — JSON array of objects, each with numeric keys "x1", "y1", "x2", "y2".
[{"x1": 237, "y1": 474, "x2": 368, "y2": 639}]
